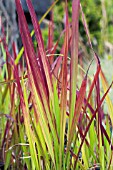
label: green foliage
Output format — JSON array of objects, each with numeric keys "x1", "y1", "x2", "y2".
[{"x1": 54, "y1": 0, "x2": 113, "y2": 56}]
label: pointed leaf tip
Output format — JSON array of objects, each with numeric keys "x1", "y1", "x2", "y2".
[{"x1": 86, "y1": 59, "x2": 94, "y2": 77}]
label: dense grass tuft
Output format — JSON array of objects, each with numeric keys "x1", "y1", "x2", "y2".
[{"x1": 0, "y1": 0, "x2": 113, "y2": 169}]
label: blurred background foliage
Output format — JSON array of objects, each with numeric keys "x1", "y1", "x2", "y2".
[
  {"x1": 52, "y1": 0, "x2": 113, "y2": 57},
  {"x1": 1, "y1": 0, "x2": 113, "y2": 57}
]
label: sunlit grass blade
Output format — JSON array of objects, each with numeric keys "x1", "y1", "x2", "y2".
[
  {"x1": 100, "y1": 69, "x2": 113, "y2": 126},
  {"x1": 53, "y1": 81, "x2": 60, "y2": 136},
  {"x1": 59, "y1": 2, "x2": 69, "y2": 169},
  {"x1": 31, "y1": 118, "x2": 50, "y2": 169},
  {"x1": 66, "y1": 71, "x2": 87, "y2": 164},
  {"x1": 69, "y1": 0, "x2": 80, "y2": 133},
  {"x1": 21, "y1": 78, "x2": 40, "y2": 170}
]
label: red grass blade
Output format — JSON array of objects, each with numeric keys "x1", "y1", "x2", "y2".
[
  {"x1": 59, "y1": 2, "x2": 69, "y2": 168},
  {"x1": 26, "y1": 0, "x2": 53, "y2": 99},
  {"x1": 69, "y1": 0, "x2": 80, "y2": 132},
  {"x1": 73, "y1": 80, "x2": 113, "y2": 168},
  {"x1": 67, "y1": 74, "x2": 87, "y2": 154},
  {"x1": 47, "y1": 12, "x2": 54, "y2": 65},
  {"x1": 84, "y1": 65, "x2": 101, "y2": 112},
  {"x1": 80, "y1": 4, "x2": 100, "y2": 65}
]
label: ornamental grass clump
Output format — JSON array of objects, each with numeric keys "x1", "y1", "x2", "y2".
[{"x1": 0, "y1": 0, "x2": 113, "y2": 169}]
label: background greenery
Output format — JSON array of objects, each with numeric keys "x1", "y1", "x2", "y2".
[{"x1": 42, "y1": 0, "x2": 113, "y2": 56}]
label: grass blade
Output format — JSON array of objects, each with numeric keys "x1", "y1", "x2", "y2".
[{"x1": 69, "y1": 0, "x2": 80, "y2": 132}]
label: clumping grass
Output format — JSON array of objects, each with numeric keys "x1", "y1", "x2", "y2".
[{"x1": 0, "y1": 0, "x2": 113, "y2": 169}]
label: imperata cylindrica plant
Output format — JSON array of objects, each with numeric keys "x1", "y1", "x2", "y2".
[{"x1": 0, "y1": 0, "x2": 113, "y2": 169}]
